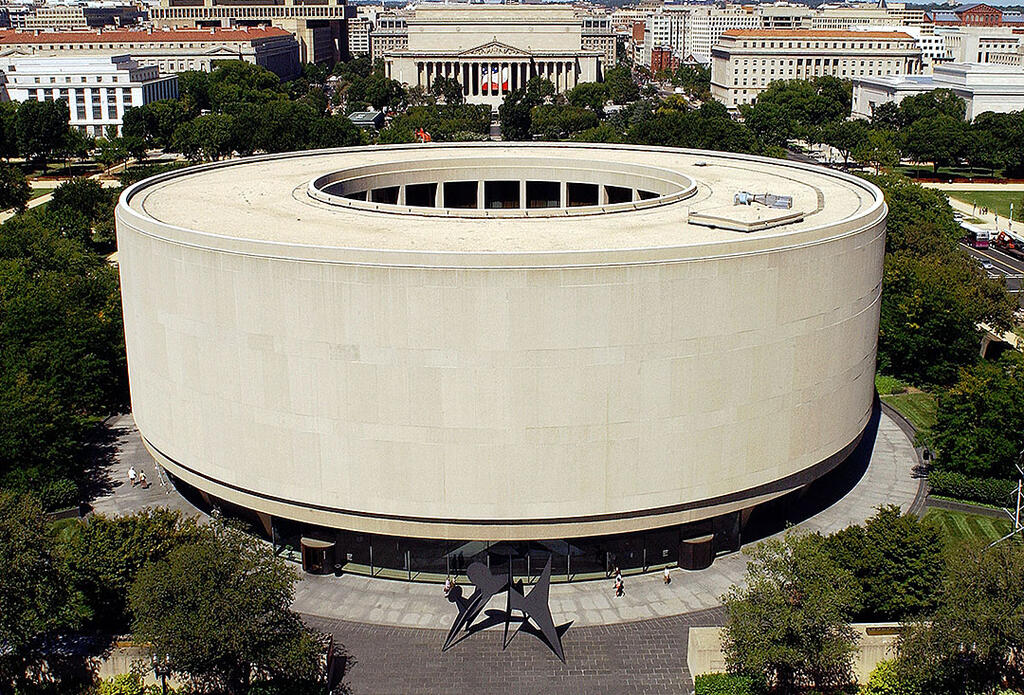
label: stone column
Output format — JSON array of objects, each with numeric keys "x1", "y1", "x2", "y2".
[
  {"x1": 476, "y1": 181, "x2": 485, "y2": 210},
  {"x1": 519, "y1": 179, "x2": 527, "y2": 210},
  {"x1": 435, "y1": 182, "x2": 444, "y2": 208},
  {"x1": 560, "y1": 180, "x2": 567, "y2": 208}
]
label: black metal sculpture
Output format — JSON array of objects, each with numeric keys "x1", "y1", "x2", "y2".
[{"x1": 442, "y1": 555, "x2": 567, "y2": 662}]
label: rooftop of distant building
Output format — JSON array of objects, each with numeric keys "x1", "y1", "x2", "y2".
[
  {"x1": 722, "y1": 29, "x2": 914, "y2": 38},
  {"x1": 0, "y1": 26, "x2": 293, "y2": 44}
]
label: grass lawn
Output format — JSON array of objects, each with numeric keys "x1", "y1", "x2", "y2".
[
  {"x1": 880, "y1": 391, "x2": 937, "y2": 432},
  {"x1": 946, "y1": 190, "x2": 1024, "y2": 222},
  {"x1": 29, "y1": 187, "x2": 54, "y2": 200},
  {"x1": 923, "y1": 507, "x2": 1012, "y2": 543}
]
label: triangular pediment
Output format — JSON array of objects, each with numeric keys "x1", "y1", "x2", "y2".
[{"x1": 458, "y1": 41, "x2": 531, "y2": 58}]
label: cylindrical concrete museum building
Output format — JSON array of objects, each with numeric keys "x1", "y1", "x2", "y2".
[{"x1": 116, "y1": 143, "x2": 886, "y2": 578}]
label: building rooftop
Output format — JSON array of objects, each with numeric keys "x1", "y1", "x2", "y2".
[
  {"x1": 120, "y1": 143, "x2": 883, "y2": 266},
  {"x1": 0, "y1": 27, "x2": 293, "y2": 44},
  {"x1": 722, "y1": 29, "x2": 914, "y2": 39}
]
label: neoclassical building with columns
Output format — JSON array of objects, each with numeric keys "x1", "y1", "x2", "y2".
[{"x1": 381, "y1": 4, "x2": 606, "y2": 106}]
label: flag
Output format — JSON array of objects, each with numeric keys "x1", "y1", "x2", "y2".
[
  {"x1": 490, "y1": 65, "x2": 500, "y2": 91},
  {"x1": 501, "y1": 65, "x2": 509, "y2": 90}
]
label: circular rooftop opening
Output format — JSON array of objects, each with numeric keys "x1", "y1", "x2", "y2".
[{"x1": 307, "y1": 155, "x2": 697, "y2": 218}]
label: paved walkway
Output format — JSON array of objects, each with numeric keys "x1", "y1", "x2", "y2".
[{"x1": 306, "y1": 608, "x2": 726, "y2": 695}]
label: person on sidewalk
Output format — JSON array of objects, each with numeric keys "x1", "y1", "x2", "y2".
[
  {"x1": 127, "y1": 466, "x2": 137, "y2": 486},
  {"x1": 663, "y1": 567, "x2": 672, "y2": 585}
]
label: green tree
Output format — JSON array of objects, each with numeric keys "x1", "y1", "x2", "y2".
[
  {"x1": 0, "y1": 101, "x2": 20, "y2": 160},
  {"x1": 565, "y1": 81, "x2": 608, "y2": 114},
  {"x1": 529, "y1": 104, "x2": 598, "y2": 139},
  {"x1": 818, "y1": 119, "x2": 869, "y2": 167},
  {"x1": 747, "y1": 77, "x2": 850, "y2": 138},
  {"x1": 430, "y1": 75, "x2": 465, "y2": 106},
  {"x1": 896, "y1": 539, "x2": 1024, "y2": 695},
  {"x1": 603, "y1": 64, "x2": 639, "y2": 104},
  {"x1": 499, "y1": 89, "x2": 536, "y2": 142},
  {"x1": 741, "y1": 100, "x2": 798, "y2": 149},
  {"x1": 94, "y1": 137, "x2": 129, "y2": 171},
  {"x1": 0, "y1": 491, "x2": 83, "y2": 691},
  {"x1": 825, "y1": 505, "x2": 944, "y2": 621},
  {"x1": 871, "y1": 101, "x2": 902, "y2": 130},
  {"x1": 17, "y1": 99, "x2": 70, "y2": 166},
  {"x1": 672, "y1": 64, "x2": 711, "y2": 99},
  {"x1": 898, "y1": 88, "x2": 966, "y2": 125},
  {"x1": 177, "y1": 70, "x2": 211, "y2": 113},
  {"x1": 206, "y1": 61, "x2": 285, "y2": 110},
  {"x1": 0, "y1": 213, "x2": 127, "y2": 496},
  {"x1": 0, "y1": 163, "x2": 30, "y2": 212},
  {"x1": 172, "y1": 114, "x2": 236, "y2": 161},
  {"x1": 59, "y1": 509, "x2": 200, "y2": 632},
  {"x1": 722, "y1": 532, "x2": 859, "y2": 694},
  {"x1": 930, "y1": 352, "x2": 1024, "y2": 480},
  {"x1": 129, "y1": 522, "x2": 326, "y2": 695},
  {"x1": 902, "y1": 113, "x2": 967, "y2": 175},
  {"x1": 853, "y1": 129, "x2": 899, "y2": 174},
  {"x1": 861, "y1": 659, "x2": 919, "y2": 695}
]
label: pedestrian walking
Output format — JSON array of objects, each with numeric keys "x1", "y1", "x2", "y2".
[
  {"x1": 443, "y1": 576, "x2": 453, "y2": 596},
  {"x1": 663, "y1": 567, "x2": 672, "y2": 585},
  {"x1": 139, "y1": 470, "x2": 147, "y2": 488},
  {"x1": 128, "y1": 466, "x2": 137, "y2": 486},
  {"x1": 614, "y1": 576, "x2": 624, "y2": 597}
]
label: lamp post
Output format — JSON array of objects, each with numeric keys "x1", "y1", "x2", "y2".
[{"x1": 151, "y1": 653, "x2": 171, "y2": 695}]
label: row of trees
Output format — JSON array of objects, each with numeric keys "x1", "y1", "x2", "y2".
[
  {"x1": 722, "y1": 506, "x2": 1020, "y2": 695},
  {"x1": 0, "y1": 177, "x2": 127, "y2": 510},
  {"x1": 0, "y1": 495, "x2": 331, "y2": 694},
  {"x1": 119, "y1": 62, "x2": 363, "y2": 162}
]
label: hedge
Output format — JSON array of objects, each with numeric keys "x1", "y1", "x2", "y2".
[
  {"x1": 694, "y1": 673, "x2": 756, "y2": 695},
  {"x1": 928, "y1": 470, "x2": 1018, "y2": 507}
]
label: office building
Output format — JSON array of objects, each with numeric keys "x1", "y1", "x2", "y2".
[
  {"x1": 711, "y1": 29, "x2": 923, "y2": 108},
  {"x1": 0, "y1": 54, "x2": 177, "y2": 136}
]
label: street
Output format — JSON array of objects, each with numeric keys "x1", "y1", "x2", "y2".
[{"x1": 960, "y1": 243, "x2": 1024, "y2": 306}]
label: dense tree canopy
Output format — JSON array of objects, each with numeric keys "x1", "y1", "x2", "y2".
[
  {"x1": 130, "y1": 522, "x2": 326, "y2": 695},
  {"x1": 867, "y1": 174, "x2": 1015, "y2": 385},
  {"x1": 0, "y1": 491, "x2": 83, "y2": 692},
  {"x1": 825, "y1": 506, "x2": 944, "y2": 621},
  {"x1": 723, "y1": 532, "x2": 860, "y2": 694},
  {"x1": 931, "y1": 352, "x2": 1024, "y2": 480},
  {"x1": 897, "y1": 540, "x2": 1024, "y2": 695},
  {"x1": 60, "y1": 509, "x2": 201, "y2": 632},
  {"x1": 0, "y1": 208, "x2": 126, "y2": 506},
  {"x1": 17, "y1": 99, "x2": 70, "y2": 166}
]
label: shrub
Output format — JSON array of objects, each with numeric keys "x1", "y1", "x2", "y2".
[
  {"x1": 93, "y1": 673, "x2": 162, "y2": 695},
  {"x1": 694, "y1": 672, "x2": 756, "y2": 695},
  {"x1": 927, "y1": 470, "x2": 1017, "y2": 506},
  {"x1": 860, "y1": 659, "x2": 918, "y2": 695},
  {"x1": 38, "y1": 477, "x2": 78, "y2": 511},
  {"x1": 875, "y1": 374, "x2": 908, "y2": 396}
]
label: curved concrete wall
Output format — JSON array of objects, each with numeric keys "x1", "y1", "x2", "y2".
[{"x1": 116, "y1": 146, "x2": 886, "y2": 541}]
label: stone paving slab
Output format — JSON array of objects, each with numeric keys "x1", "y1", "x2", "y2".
[{"x1": 304, "y1": 608, "x2": 726, "y2": 695}]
